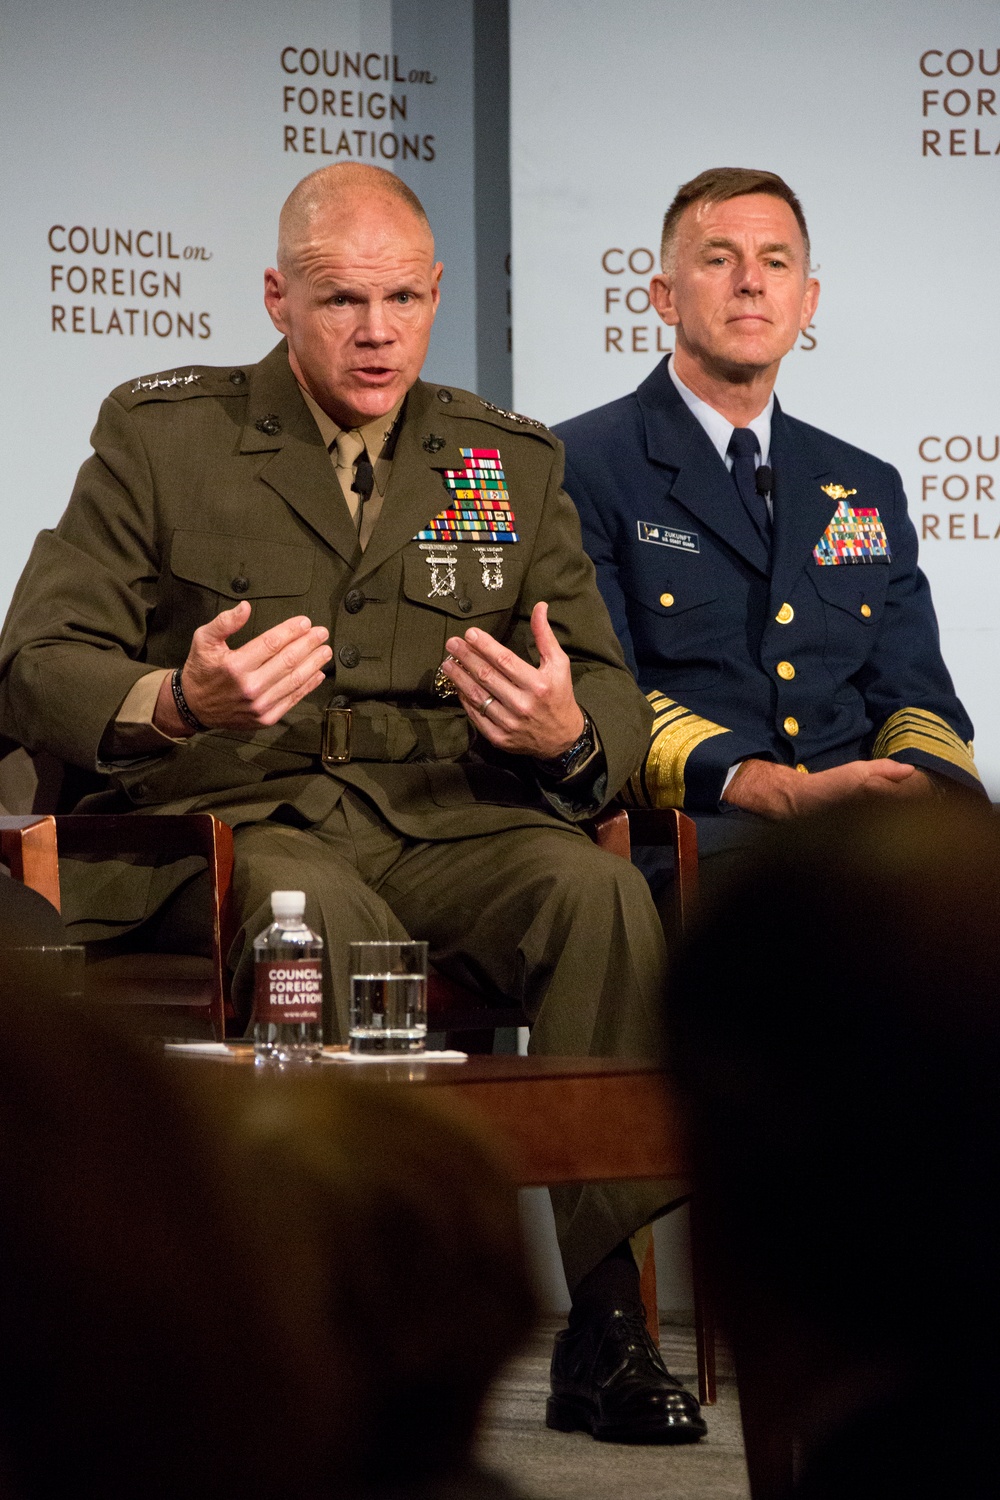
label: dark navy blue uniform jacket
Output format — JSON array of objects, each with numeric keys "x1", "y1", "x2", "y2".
[{"x1": 555, "y1": 357, "x2": 980, "y2": 812}]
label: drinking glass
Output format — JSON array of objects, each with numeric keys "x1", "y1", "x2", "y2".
[{"x1": 348, "y1": 940, "x2": 427, "y2": 1054}]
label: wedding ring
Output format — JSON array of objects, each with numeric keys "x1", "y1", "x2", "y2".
[{"x1": 480, "y1": 695, "x2": 495, "y2": 713}]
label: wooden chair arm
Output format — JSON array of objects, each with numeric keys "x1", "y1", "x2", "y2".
[
  {"x1": 2, "y1": 813, "x2": 235, "y2": 1038},
  {"x1": 54, "y1": 814, "x2": 236, "y2": 1029},
  {"x1": 0, "y1": 814, "x2": 61, "y2": 912},
  {"x1": 588, "y1": 806, "x2": 631, "y2": 860},
  {"x1": 589, "y1": 805, "x2": 699, "y2": 933}
]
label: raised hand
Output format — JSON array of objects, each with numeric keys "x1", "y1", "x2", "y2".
[
  {"x1": 154, "y1": 601, "x2": 332, "y2": 736},
  {"x1": 440, "y1": 600, "x2": 586, "y2": 760}
]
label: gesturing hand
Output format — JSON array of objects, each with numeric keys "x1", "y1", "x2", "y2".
[
  {"x1": 154, "y1": 600, "x2": 332, "y2": 737},
  {"x1": 440, "y1": 600, "x2": 586, "y2": 760}
]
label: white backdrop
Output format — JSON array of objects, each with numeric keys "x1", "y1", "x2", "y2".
[
  {"x1": 510, "y1": 0, "x2": 1000, "y2": 793},
  {"x1": 0, "y1": 0, "x2": 510, "y2": 612}
]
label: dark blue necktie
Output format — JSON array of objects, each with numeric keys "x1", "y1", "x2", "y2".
[{"x1": 727, "y1": 427, "x2": 770, "y2": 542}]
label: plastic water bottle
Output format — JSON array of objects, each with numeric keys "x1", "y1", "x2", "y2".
[{"x1": 252, "y1": 891, "x2": 324, "y2": 1063}]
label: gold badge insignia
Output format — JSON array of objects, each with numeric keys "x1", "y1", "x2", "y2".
[
  {"x1": 433, "y1": 659, "x2": 459, "y2": 700},
  {"x1": 420, "y1": 543, "x2": 458, "y2": 598},
  {"x1": 820, "y1": 483, "x2": 858, "y2": 501}
]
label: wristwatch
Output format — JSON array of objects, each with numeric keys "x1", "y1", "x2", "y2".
[{"x1": 537, "y1": 712, "x2": 596, "y2": 781}]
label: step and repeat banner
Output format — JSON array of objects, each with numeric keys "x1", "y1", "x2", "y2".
[
  {"x1": 510, "y1": 0, "x2": 1000, "y2": 793},
  {"x1": 0, "y1": 0, "x2": 510, "y2": 614}
]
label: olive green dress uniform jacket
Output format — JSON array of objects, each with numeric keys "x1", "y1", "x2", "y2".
[{"x1": 0, "y1": 343, "x2": 652, "y2": 931}]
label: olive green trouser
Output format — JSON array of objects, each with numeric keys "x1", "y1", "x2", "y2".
[{"x1": 227, "y1": 790, "x2": 673, "y2": 1291}]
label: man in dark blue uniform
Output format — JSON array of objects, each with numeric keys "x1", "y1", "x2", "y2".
[{"x1": 557, "y1": 167, "x2": 983, "y2": 888}]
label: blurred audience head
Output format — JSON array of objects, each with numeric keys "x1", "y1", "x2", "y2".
[
  {"x1": 667, "y1": 800, "x2": 1000, "y2": 1493},
  {"x1": 232, "y1": 1074, "x2": 536, "y2": 1492},
  {"x1": 0, "y1": 993, "x2": 533, "y2": 1499},
  {"x1": 0, "y1": 996, "x2": 349, "y2": 1499}
]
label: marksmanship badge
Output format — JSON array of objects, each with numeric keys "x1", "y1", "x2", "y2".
[
  {"x1": 475, "y1": 546, "x2": 504, "y2": 590},
  {"x1": 420, "y1": 543, "x2": 458, "y2": 598}
]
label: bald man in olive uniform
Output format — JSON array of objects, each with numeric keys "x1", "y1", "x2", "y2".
[{"x1": 0, "y1": 165, "x2": 704, "y2": 1444}]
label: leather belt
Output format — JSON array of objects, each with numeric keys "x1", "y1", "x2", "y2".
[{"x1": 278, "y1": 700, "x2": 473, "y2": 767}]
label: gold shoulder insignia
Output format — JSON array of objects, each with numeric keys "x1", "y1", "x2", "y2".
[{"x1": 821, "y1": 483, "x2": 858, "y2": 501}]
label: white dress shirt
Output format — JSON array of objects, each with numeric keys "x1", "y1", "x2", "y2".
[{"x1": 667, "y1": 355, "x2": 773, "y2": 481}]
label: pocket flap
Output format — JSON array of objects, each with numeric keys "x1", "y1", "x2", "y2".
[
  {"x1": 811, "y1": 563, "x2": 887, "y2": 623},
  {"x1": 170, "y1": 529, "x2": 314, "y2": 600},
  {"x1": 401, "y1": 541, "x2": 521, "y2": 618},
  {"x1": 621, "y1": 573, "x2": 719, "y2": 618}
]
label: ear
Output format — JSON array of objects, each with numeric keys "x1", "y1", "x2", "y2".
[
  {"x1": 649, "y1": 272, "x2": 679, "y2": 328},
  {"x1": 800, "y1": 275, "x2": 820, "y2": 329},
  {"x1": 430, "y1": 260, "x2": 443, "y2": 317},
  {"x1": 263, "y1": 267, "x2": 288, "y2": 334}
]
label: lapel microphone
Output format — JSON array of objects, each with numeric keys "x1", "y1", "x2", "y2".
[
  {"x1": 352, "y1": 454, "x2": 375, "y2": 503},
  {"x1": 755, "y1": 465, "x2": 773, "y2": 499},
  {"x1": 352, "y1": 453, "x2": 375, "y2": 536}
]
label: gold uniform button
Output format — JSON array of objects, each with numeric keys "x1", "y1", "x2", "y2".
[
  {"x1": 659, "y1": 592, "x2": 674, "y2": 608},
  {"x1": 860, "y1": 603, "x2": 872, "y2": 618},
  {"x1": 795, "y1": 763, "x2": 809, "y2": 774},
  {"x1": 783, "y1": 716, "x2": 800, "y2": 737},
  {"x1": 776, "y1": 660, "x2": 796, "y2": 680},
  {"x1": 776, "y1": 602, "x2": 794, "y2": 625}
]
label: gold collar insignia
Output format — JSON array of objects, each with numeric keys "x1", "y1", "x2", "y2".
[{"x1": 821, "y1": 483, "x2": 858, "y2": 501}]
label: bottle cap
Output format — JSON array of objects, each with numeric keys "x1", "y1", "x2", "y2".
[{"x1": 270, "y1": 890, "x2": 306, "y2": 920}]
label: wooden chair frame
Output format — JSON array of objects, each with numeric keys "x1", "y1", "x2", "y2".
[{"x1": 0, "y1": 811, "x2": 235, "y2": 1041}]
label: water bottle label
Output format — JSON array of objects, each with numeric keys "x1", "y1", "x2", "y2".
[{"x1": 254, "y1": 960, "x2": 323, "y2": 1024}]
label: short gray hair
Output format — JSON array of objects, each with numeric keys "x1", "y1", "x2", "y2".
[{"x1": 660, "y1": 166, "x2": 811, "y2": 273}]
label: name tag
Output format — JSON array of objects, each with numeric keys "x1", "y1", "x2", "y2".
[{"x1": 637, "y1": 520, "x2": 699, "y2": 553}]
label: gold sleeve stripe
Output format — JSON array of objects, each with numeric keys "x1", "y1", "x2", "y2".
[
  {"x1": 871, "y1": 707, "x2": 980, "y2": 782},
  {"x1": 621, "y1": 690, "x2": 730, "y2": 808}
]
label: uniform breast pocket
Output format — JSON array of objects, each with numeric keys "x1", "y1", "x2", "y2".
[
  {"x1": 620, "y1": 570, "x2": 723, "y2": 689},
  {"x1": 811, "y1": 562, "x2": 890, "y2": 679},
  {"x1": 401, "y1": 541, "x2": 522, "y2": 629},
  {"x1": 811, "y1": 563, "x2": 889, "y2": 627},
  {"x1": 393, "y1": 543, "x2": 525, "y2": 695},
  {"x1": 167, "y1": 529, "x2": 315, "y2": 648}
]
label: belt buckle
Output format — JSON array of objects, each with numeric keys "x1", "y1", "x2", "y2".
[{"x1": 322, "y1": 706, "x2": 352, "y2": 765}]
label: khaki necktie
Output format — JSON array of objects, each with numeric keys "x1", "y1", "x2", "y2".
[{"x1": 332, "y1": 429, "x2": 367, "y2": 528}]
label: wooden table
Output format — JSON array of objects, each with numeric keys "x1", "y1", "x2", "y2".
[
  {"x1": 175, "y1": 1049, "x2": 687, "y2": 1189},
  {"x1": 171, "y1": 1047, "x2": 713, "y2": 1406}
]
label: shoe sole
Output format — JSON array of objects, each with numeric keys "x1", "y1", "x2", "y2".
[{"x1": 546, "y1": 1394, "x2": 707, "y2": 1445}]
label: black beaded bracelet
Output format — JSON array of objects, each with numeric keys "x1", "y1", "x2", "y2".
[{"x1": 170, "y1": 667, "x2": 208, "y2": 734}]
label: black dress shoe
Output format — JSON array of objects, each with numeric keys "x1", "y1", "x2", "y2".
[{"x1": 546, "y1": 1308, "x2": 707, "y2": 1444}]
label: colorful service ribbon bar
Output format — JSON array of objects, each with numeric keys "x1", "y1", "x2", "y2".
[
  {"x1": 814, "y1": 502, "x2": 891, "y2": 565},
  {"x1": 415, "y1": 448, "x2": 519, "y2": 543}
]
